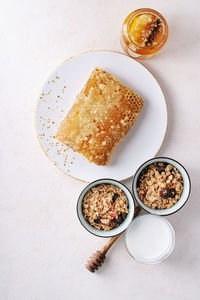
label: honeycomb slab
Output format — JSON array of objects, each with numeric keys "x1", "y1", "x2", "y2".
[{"x1": 56, "y1": 67, "x2": 144, "y2": 165}]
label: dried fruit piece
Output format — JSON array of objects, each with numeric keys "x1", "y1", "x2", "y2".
[
  {"x1": 160, "y1": 188, "x2": 176, "y2": 199},
  {"x1": 112, "y1": 193, "x2": 119, "y2": 202},
  {"x1": 113, "y1": 212, "x2": 127, "y2": 225},
  {"x1": 110, "y1": 212, "x2": 117, "y2": 218},
  {"x1": 139, "y1": 193, "x2": 144, "y2": 199},
  {"x1": 155, "y1": 162, "x2": 167, "y2": 174},
  {"x1": 167, "y1": 188, "x2": 176, "y2": 198},
  {"x1": 160, "y1": 188, "x2": 168, "y2": 198},
  {"x1": 94, "y1": 217, "x2": 101, "y2": 224}
]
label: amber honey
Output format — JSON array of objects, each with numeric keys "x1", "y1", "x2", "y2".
[{"x1": 121, "y1": 8, "x2": 168, "y2": 59}]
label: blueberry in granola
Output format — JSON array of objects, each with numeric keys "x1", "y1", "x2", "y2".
[
  {"x1": 155, "y1": 162, "x2": 167, "y2": 174},
  {"x1": 112, "y1": 193, "x2": 119, "y2": 202},
  {"x1": 113, "y1": 212, "x2": 127, "y2": 225},
  {"x1": 166, "y1": 188, "x2": 176, "y2": 198},
  {"x1": 94, "y1": 217, "x2": 101, "y2": 224}
]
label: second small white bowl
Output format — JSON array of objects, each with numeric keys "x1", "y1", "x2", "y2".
[
  {"x1": 132, "y1": 157, "x2": 191, "y2": 216},
  {"x1": 77, "y1": 178, "x2": 135, "y2": 238}
]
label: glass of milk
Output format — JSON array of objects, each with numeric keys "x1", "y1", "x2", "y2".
[{"x1": 125, "y1": 215, "x2": 175, "y2": 264}]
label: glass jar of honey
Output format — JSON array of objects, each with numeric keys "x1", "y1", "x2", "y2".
[{"x1": 121, "y1": 8, "x2": 168, "y2": 59}]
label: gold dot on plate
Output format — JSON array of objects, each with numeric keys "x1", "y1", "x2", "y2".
[{"x1": 64, "y1": 86, "x2": 66, "y2": 88}]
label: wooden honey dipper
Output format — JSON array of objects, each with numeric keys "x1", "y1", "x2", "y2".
[{"x1": 86, "y1": 205, "x2": 141, "y2": 273}]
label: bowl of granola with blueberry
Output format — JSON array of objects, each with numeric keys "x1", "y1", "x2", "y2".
[
  {"x1": 77, "y1": 179, "x2": 135, "y2": 237},
  {"x1": 132, "y1": 157, "x2": 191, "y2": 216}
]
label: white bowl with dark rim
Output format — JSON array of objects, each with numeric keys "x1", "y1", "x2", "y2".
[
  {"x1": 132, "y1": 157, "x2": 191, "y2": 216},
  {"x1": 77, "y1": 179, "x2": 135, "y2": 237}
]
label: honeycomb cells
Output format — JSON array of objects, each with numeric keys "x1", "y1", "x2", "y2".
[{"x1": 56, "y1": 67, "x2": 144, "y2": 165}]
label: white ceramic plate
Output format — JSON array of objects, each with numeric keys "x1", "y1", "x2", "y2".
[{"x1": 35, "y1": 51, "x2": 167, "y2": 182}]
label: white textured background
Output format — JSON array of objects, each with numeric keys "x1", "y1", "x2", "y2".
[{"x1": 0, "y1": 0, "x2": 200, "y2": 299}]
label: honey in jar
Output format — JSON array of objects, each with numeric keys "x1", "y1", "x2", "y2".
[{"x1": 121, "y1": 8, "x2": 168, "y2": 59}]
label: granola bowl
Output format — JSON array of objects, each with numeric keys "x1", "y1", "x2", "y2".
[
  {"x1": 77, "y1": 179, "x2": 135, "y2": 237},
  {"x1": 132, "y1": 157, "x2": 191, "y2": 216}
]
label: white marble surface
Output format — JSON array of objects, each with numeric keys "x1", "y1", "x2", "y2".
[{"x1": 0, "y1": 0, "x2": 200, "y2": 299}]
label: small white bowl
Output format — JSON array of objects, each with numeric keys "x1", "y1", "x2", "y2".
[
  {"x1": 77, "y1": 179, "x2": 135, "y2": 238},
  {"x1": 132, "y1": 157, "x2": 191, "y2": 216}
]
